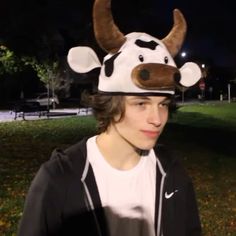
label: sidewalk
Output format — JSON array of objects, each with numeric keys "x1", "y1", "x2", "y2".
[{"x1": 0, "y1": 108, "x2": 92, "y2": 122}]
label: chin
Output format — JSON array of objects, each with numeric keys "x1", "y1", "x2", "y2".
[{"x1": 135, "y1": 140, "x2": 157, "y2": 151}]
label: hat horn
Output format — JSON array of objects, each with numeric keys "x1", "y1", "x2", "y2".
[
  {"x1": 162, "y1": 9, "x2": 187, "y2": 57},
  {"x1": 93, "y1": 0, "x2": 126, "y2": 54}
]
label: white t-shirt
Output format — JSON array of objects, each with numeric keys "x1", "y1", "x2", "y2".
[{"x1": 87, "y1": 136, "x2": 157, "y2": 236}]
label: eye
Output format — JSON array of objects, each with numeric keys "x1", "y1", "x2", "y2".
[
  {"x1": 159, "y1": 100, "x2": 170, "y2": 108},
  {"x1": 138, "y1": 102, "x2": 145, "y2": 106},
  {"x1": 159, "y1": 103, "x2": 168, "y2": 108},
  {"x1": 164, "y1": 56, "x2": 168, "y2": 64},
  {"x1": 134, "y1": 101, "x2": 147, "y2": 108},
  {"x1": 139, "y1": 55, "x2": 144, "y2": 62}
]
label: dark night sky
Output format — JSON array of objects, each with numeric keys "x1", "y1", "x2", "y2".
[{"x1": 1, "y1": 0, "x2": 236, "y2": 68}]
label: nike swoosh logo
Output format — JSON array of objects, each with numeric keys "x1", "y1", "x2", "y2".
[{"x1": 165, "y1": 190, "x2": 178, "y2": 199}]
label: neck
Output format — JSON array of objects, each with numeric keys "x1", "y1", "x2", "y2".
[{"x1": 96, "y1": 127, "x2": 141, "y2": 170}]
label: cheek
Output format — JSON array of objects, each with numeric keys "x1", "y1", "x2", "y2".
[
  {"x1": 117, "y1": 113, "x2": 141, "y2": 131},
  {"x1": 161, "y1": 110, "x2": 169, "y2": 124},
  {"x1": 121, "y1": 117, "x2": 137, "y2": 129}
]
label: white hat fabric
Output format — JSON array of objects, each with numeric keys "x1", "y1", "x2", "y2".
[{"x1": 67, "y1": 0, "x2": 202, "y2": 95}]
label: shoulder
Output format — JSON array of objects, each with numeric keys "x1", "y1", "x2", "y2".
[
  {"x1": 153, "y1": 144, "x2": 176, "y2": 170},
  {"x1": 26, "y1": 138, "x2": 90, "y2": 202},
  {"x1": 21, "y1": 137, "x2": 92, "y2": 226},
  {"x1": 154, "y1": 144, "x2": 192, "y2": 183},
  {"x1": 43, "y1": 137, "x2": 89, "y2": 178},
  {"x1": 31, "y1": 137, "x2": 90, "y2": 190}
]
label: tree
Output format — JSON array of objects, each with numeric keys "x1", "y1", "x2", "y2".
[
  {"x1": 0, "y1": 45, "x2": 24, "y2": 75},
  {"x1": 0, "y1": 45, "x2": 60, "y2": 107},
  {"x1": 0, "y1": 45, "x2": 59, "y2": 92},
  {"x1": 23, "y1": 57, "x2": 59, "y2": 109}
]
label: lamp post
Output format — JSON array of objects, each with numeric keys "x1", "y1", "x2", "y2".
[
  {"x1": 180, "y1": 51, "x2": 187, "y2": 103},
  {"x1": 228, "y1": 83, "x2": 231, "y2": 103},
  {"x1": 200, "y1": 64, "x2": 206, "y2": 100},
  {"x1": 228, "y1": 79, "x2": 236, "y2": 103}
]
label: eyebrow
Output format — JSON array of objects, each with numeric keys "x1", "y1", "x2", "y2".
[
  {"x1": 161, "y1": 98, "x2": 172, "y2": 103},
  {"x1": 128, "y1": 96, "x2": 171, "y2": 102},
  {"x1": 130, "y1": 96, "x2": 150, "y2": 100}
]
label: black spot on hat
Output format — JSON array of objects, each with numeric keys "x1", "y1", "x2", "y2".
[
  {"x1": 135, "y1": 40, "x2": 159, "y2": 50},
  {"x1": 104, "y1": 52, "x2": 121, "y2": 77}
]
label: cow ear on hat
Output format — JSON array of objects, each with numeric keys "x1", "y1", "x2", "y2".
[
  {"x1": 179, "y1": 62, "x2": 202, "y2": 87},
  {"x1": 67, "y1": 46, "x2": 102, "y2": 73}
]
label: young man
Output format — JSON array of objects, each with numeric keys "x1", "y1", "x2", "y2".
[{"x1": 18, "y1": 0, "x2": 202, "y2": 235}]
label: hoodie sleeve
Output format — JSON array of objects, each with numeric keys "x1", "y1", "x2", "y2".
[
  {"x1": 17, "y1": 153, "x2": 68, "y2": 236},
  {"x1": 186, "y1": 181, "x2": 202, "y2": 236}
]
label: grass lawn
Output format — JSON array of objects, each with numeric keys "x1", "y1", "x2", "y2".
[
  {"x1": 163, "y1": 102, "x2": 236, "y2": 235},
  {"x1": 0, "y1": 102, "x2": 236, "y2": 235}
]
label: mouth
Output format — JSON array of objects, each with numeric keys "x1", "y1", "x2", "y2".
[{"x1": 141, "y1": 130, "x2": 160, "y2": 138}]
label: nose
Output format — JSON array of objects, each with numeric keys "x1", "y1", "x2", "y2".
[{"x1": 147, "y1": 107, "x2": 161, "y2": 127}]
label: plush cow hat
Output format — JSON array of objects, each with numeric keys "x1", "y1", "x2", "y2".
[{"x1": 67, "y1": 0, "x2": 202, "y2": 95}]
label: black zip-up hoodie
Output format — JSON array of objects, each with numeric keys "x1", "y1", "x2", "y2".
[{"x1": 17, "y1": 137, "x2": 201, "y2": 236}]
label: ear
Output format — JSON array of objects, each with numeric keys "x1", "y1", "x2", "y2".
[
  {"x1": 67, "y1": 46, "x2": 102, "y2": 73},
  {"x1": 179, "y1": 62, "x2": 202, "y2": 87}
]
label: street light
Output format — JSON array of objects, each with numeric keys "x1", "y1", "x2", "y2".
[{"x1": 181, "y1": 51, "x2": 187, "y2": 58}]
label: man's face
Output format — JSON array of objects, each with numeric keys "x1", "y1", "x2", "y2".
[{"x1": 112, "y1": 96, "x2": 170, "y2": 150}]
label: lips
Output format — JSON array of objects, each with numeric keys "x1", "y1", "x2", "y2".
[{"x1": 141, "y1": 130, "x2": 160, "y2": 138}]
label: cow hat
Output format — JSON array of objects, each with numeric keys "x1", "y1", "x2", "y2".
[{"x1": 67, "y1": 0, "x2": 202, "y2": 95}]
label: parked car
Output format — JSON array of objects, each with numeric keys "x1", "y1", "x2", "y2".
[{"x1": 26, "y1": 93, "x2": 59, "y2": 107}]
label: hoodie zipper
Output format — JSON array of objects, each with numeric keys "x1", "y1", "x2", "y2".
[
  {"x1": 81, "y1": 157, "x2": 103, "y2": 236},
  {"x1": 156, "y1": 157, "x2": 167, "y2": 236}
]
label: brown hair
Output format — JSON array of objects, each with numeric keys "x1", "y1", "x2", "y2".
[
  {"x1": 84, "y1": 92, "x2": 177, "y2": 133},
  {"x1": 88, "y1": 93, "x2": 125, "y2": 133}
]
